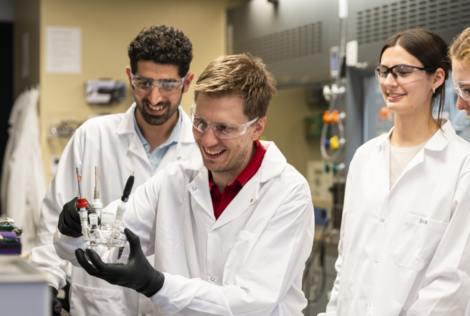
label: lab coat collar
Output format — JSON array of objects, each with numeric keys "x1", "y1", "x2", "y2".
[
  {"x1": 116, "y1": 103, "x2": 194, "y2": 144},
  {"x1": 213, "y1": 141, "x2": 287, "y2": 230},
  {"x1": 373, "y1": 120, "x2": 455, "y2": 153},
  {"x1": 178, "y1": 107, "x2": 195, "y2": 144},
  {"x1": 116, "y1": 103, "x2": 138, "y2": 136},
  {"x1": 187, "y1": 140, "x2": 288, "y2": 230},
  {"x1": 258, "y1": 141, "x2": 287, "y2": 183},
  {"x1": 424, "y1": 120, "x2": 456, "y2": 152}
]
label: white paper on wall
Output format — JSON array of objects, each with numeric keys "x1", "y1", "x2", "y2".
[{"x1": 46, "y1": 26, "x2": 81, "y2": 74}]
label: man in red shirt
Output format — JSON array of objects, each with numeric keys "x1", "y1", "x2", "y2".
[{"x1": 55, "y1": 54, "x2": 315, "y2": 315}]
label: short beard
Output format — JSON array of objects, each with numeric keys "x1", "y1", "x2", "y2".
[
  {"x1": 135, "y1": 92, "x2": 182, "y2": 126},
  {"x1": 209, "y1": 141, "x2": 249, "y2": 175}
]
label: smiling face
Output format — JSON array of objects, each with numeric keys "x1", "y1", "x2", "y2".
[
  {"x1": 452, "y1": 59, "x2": 470, "y2": 115},
  {"x1": 379, "y1": 45, "x2": 436, "y2": 116},
  {"x1": 126, "y1": 61, "x2": 191, "y2": 126},
  {"x1": 193, "y1": 93, "x2": 265, "y2": 180}
]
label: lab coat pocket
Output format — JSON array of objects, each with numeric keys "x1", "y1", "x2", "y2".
[
  {"x1": 70, "y1": 283, "x2": 132, "y2": 316},
  {"x1": 223, "y1": 230, "x2": 259, "y2": 283},
  {"x1": 392, "y1": 212, "x2": 448, "y2": 271},
  {"x1": 232, "y1": 230, "x2": 259, "y2": 263}
]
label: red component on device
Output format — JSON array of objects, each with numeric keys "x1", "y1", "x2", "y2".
[{"x1": 77, "y1": 198, "x2": 88, "y2": 209}]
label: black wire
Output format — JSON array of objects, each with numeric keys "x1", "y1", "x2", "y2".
[
  {"x1": 302, "y1": 221, "x2": 330, "y2": 304},
  {"x1": 310, "y1": 240, "x2": 328, "y2": 304}
]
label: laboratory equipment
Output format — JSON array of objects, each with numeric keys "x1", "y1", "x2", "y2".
[
  {"x1": 69, "y1": 167, "x2": 131, "y2": 264},
  {"x1": 75, "y1": 168, "x2": 90, "y2": 252},
  {"x1": 108, "y1": 173, "x2": 135, "y2": 247},
  {"x1": 304, "y1": 1, "x2": 349, "y2": 313},
  {"x1": 0, "y1": 217, "x2": 23, "y2": 253},
  {"x1": 0, "y1": 232, "x2": 18, "y2": 244},
  {"x1": 93, "y1": 166, "x2": 102, "y2": 217},
  {"x1": 88, "y1": 166, "x2": 101, "y2": 245},
  {"x1": 86, "y1": 80, "x2": 125, "y2": 104},
  {"x1": 0, "y1": 217, "x2": 23, "y2": 237}
]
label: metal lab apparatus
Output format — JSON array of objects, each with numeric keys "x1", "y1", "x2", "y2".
[{"x1": 0, "y1": 256, "x2": 50, "y2": 315}]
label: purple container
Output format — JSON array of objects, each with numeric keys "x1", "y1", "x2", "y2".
[{"x1": 0, "y1": 231, "x2": 21, "y2": 255}]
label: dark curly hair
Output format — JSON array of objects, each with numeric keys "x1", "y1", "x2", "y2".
[{"x1": 128, "y1": 25, "x2": 193, "y2": 78}]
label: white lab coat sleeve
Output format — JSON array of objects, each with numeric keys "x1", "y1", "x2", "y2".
[
  {"x1": 53, "y1": 230, "x2": 84, "y2": 267},
  {"x1": 151, "y1": 194, "x2": 314, "y2": 315},
  {"x1": 30, "y1": 244, "x2": 69, "y2": 289},
  {"x1": 31, "y1": 130, "x2": 86, "y2": 289},
  {"x1": 405, "y1": 170, "x2": 470, "y2": 316},
  {"x1": 318, "y1": 155, "x2": 358, "y2": 316}
]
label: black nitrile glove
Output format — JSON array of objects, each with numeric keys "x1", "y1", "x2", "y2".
[
  {"x1": 58, "y1": 197, "x2": 95, "y2": 238},
  {"x1": 75, "y1": 228, "x2": 164, "y2": 297},
  {"x1": 50, "y1": 286, "x2": 62, "y2": 316}
]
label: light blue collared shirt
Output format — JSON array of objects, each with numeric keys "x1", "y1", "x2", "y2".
[{"x1": 133, "y1": 108, "x2": 181, "y2": 172}]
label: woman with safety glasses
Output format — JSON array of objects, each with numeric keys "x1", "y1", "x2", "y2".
[
  {"x1": 449, "y1": 27, "x2": 470, "y2": 115},
  {"x1": 319, "y1": 29, "x2": 470, "y2": 316},
  {"x1": 450, "y1": 27, "x2": 470, "y2": 316}
]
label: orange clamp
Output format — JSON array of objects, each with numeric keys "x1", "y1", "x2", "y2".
[
  {"x1": 323, "y1": 111, "x2": 331, "y2": 124},
  {"x1": 331, "y1": 110, "x2": 339, "y2": 124}
]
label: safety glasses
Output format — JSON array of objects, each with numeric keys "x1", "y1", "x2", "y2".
[
  {"x1": 375, "y1": 64, "x2": 435, "y2": 84},
  {"x1": 453, "y1": 81, "x2": 470, "y2": 101},
  {"x1": 190, "y1": 103, "x2": 258, "y2": 139},
  {"x1": 130, "y1": 72, "x2": 186, "y2": 95}
]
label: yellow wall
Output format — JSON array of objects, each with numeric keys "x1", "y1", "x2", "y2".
[
  {"x1": 262, "y1": 86, "x2": 325, "y2": 177},
  {"x1": 37, "y1": 0, "x2": 240, "y2": 183}
]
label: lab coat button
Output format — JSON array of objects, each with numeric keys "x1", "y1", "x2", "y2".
[
  {"x1": 192, "y1": 186, "x2": 197, "y2": 191},
  {"x1": 381, "y1": 218, "x2": 385, "y2": 222},
  {"x1": 250, "y1": 199, "x2": 253, "y2": 203},
  {"x1": 210, "y1": 276, "x2": 215, "y2": 281},
  {"x1": 374, "y1": 259, "x2": 378, "y2": 263},
  {"x1": 177, "y1": 156, "x2": 181, "y2": 160}
]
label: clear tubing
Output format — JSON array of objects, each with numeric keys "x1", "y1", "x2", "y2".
[
  {"x1": 107, "y1": 201, "x2": 126, "y2": 247},
  {"x1": 79, "y1": 207, "x2": 90, "y2": 250},
  {"x1": 93, "y1": 166, "x2": 102, "y2": 218},
  {"x1": 94, "y1": 166, "x2": 100, "y2": 200},
  {"x1": 93, "y1": 199, "x2": 102, "y2": 218}
]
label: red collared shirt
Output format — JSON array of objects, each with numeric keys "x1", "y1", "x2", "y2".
[{"x1": 209, "y1": 139, "x2": 266, "y2": 220}]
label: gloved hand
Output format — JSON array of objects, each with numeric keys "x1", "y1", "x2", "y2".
[
  {"x1": 49, "y1": 286, "x2": 62, "y2": 316},
  {"x1": 58, "y1": 197, "x2": 95, "y2": 238},
  {"x1": 75, "y1": 228, "x2": 164, "y2": 297}
]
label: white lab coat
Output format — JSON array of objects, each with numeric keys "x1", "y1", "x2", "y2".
[
  {"x1": 1, "y1": 87, "x2": 46, "y2": 252},
  {"x1": 54, "y1": 141, "x2": 315, "y2": 316},
  {"x1": 320, "y1": 121, "x2": 470, "y2": 316},
  {"x1": 31, "y1": 104, "x2": 200, "y2": 316}
]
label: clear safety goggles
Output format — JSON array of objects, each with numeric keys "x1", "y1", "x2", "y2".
[
  {"x1": 453, "y1": 81, "x2": 470, "y2": 101},
  {"x1": 375, "y1": 64, "x2": 435, "y2": 84},
  {"x1": 190, "y1": 103, "x2": 259, "y2": 139},
  {"x1": 130, "y1": 72, "x2": 186, "y2": 95}
]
